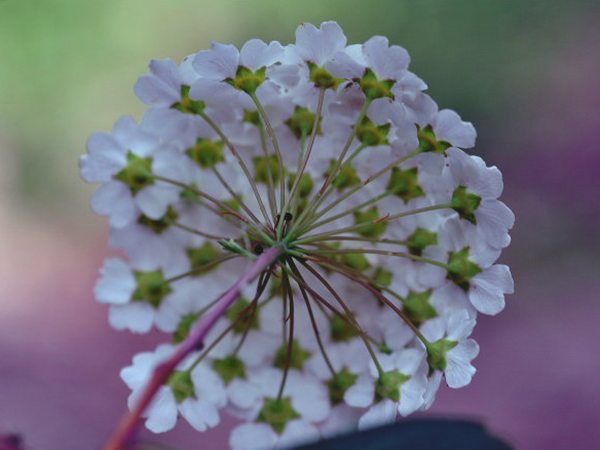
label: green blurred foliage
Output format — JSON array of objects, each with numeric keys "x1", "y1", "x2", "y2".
[{"x1": 0, "y1": 0, "x2": 596, "y2": 213}]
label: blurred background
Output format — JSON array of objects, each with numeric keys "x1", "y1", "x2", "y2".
[{"x1": 1, "y1": 1, "x2": 599, "y2": 449}]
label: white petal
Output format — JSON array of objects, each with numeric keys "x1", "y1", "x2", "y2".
[
  {"x1": 94, "y1": 258, "x2": 135, "y2": 304},
  {"x1": 446, "y1": 340, "x2": 479, "y2": 388},
  {"x1": 145, "y1": 388, "x2": 178, "y2": 433},
  {"x1": 81, "y1": 133, "x2": 126, "y2": 182},
  {"x1": 179, "y1": 397, "x2": 220, "y2": 431},
  {"x1": 136, "y1": 185, "x2": 176, "y2": 220},
  {"x1": 228, "y1": 378, "x2": 261, "y2": 409},
  {"x1": 108, "y1": 303, "x2": 154, "y2": 333},
  {"x1": 358, "y1": 399, "x2": 397, "y2": 430},
  {"x1": 434, "y1": 109, "x2": 476, "y2": 148},
  {"x1": 240, "y1": 39, "x2": 284, "y2": 70},
  {"x1": 363, "y1": 36, "x2": 409, "y2": 79},
  {"x1": 90, "y1": 182, "x2": 137, "y2": 228},
  {"x1": 193, "y1": 42, "x2": 239, "y2": 79},
  {"x1": 295, "y1": 21, "x2": 346, "y2": 65},
  {"x1": 279, "y1": 420, "x2": 320, "y2": 448},
  {"x1": 230, "y1": 423, "x2": 277, "y2": 450},
  {"x1": 344, "y1": 378, "x2": 374, "y2": 408}
]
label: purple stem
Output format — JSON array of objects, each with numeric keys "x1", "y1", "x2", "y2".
[{"x1": 102, "y1": 246, "x2": 282, "y2": 450}]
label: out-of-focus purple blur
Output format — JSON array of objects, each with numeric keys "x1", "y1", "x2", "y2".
[{"x1": 1, "y1": 2, "x2": 598, "y2": 449}]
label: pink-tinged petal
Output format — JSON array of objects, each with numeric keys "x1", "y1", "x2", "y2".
[{"x1": 193, "y1": 42, "x2": 239, "y2": 80}]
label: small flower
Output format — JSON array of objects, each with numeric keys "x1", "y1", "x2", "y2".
[
  {"x1": 121, "y1": 344, "x2": 226, "y2": 432},
  {"x1": 83, "y1": 20, "x2": 513, "y2": 450}
]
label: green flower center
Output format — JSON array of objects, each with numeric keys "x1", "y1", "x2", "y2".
[
  {"x1": 356, "y1": 117, "x2": 390, "y2": 146},
  {"x1": 353, "y1": 206, "x2": 388, "y2": 239},
  {"x1": 308, "y1": 62, "x2": 343, "y2": 89},
  {"x1": 113, "y1": 151, "x2": 154, "y2": 195},
  {"x1": 225, "y1": 298, "x2": 260, "y2": 334},
  {"x1": 450, "y1": 186, "x2": 481, "y2": 225},
  {"x1": 286, "y1": 106, "x2": 320, "y2": 139},
  {"x1": 132, "y1": 269, "x2": 171, "y2": 308},
  {"x1": 274, "y1": 339, "x2": 311, "y2": 370},
  {"x1": 226, "y1": 66, "x2": 266, "y2": 94},
  {"x1": 358, "y1": 68, "x2": 395, "y2": 100},
  {"x1": 171, "y1": 85, "x2": 205, "y2": 115},
  {"x1": 327, "y1": 368, "x2": 358, "y2": 405},
  {"x1": 257, "y1": 397, "x2": 300, "y2": 434},
  {"x1": 426, "y1": 338, "x2": 458, "y2": 372},
  {"x1": 212, "y1": 354, "x2": 246, "y2": 384},
  {"x1": 446, "y1": 247, "x2": 481, "y2": 291},
  {"x1": 417, "y1": 124, "x2": 451, "y2": 154},
  {"x1": 186, "y1": 138, "x2": 224, "y2": 169},
  {"x1": 167, "y1": 370, "x2": 195, "y2": 403},
  {"x1": 375, "y1": 370, "x2": 410, "y2": 402},
  {"x1": 402, "y1": 290, "x2": 437, "y2": 327},
  {"x1": 187, "y1": 241, "x2": 221, "y2": 275},
  {"x1": 137, "y1": 206, "x2": 178, "y2": 234},
  {"x1": 406, "y1": 228, "x2": 438, "y2": 256},
  {"x1": 387, "y1": 167, "x2": 425, "y2": 203}
]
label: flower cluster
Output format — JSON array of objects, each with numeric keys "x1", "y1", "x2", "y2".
[{"x1": 82, "y1": 21, "x2": 514, "y2": 450}]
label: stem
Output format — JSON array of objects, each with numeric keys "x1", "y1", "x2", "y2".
[
  {"x1": 211, "y1": 167, "x2": 263, "y2": 226},
  {"x1": 286, "y1": 88, "x2": 326, "y2": 216},
  {"x1": 166, "y1": 255, "x2": 239, "y2": 283},
  {"x1": 198, "y1": 109, "x2": 272, "y2": 226},
  {"x1": 102, "y1": 247, "x2": 282, "y2": 450},
  {"x1": 257, "y1": 120, "x2": 278, "y2": 222},
  {"x1": 233, "y1": 271, "x2": 271, "y2": 355},
  {"x1": 249, "y1": 93, "x2": 286, "y2": 212},
  {"x1": 287, "y1": 260, "x2": 336, "y2": 377},
  {"x1": 300, "y1": 189, "x2": 392, "y2": 234},
  {"x1": 310, "y1": 247, "x2": 449, "y2": 269},
  {"x1": 294, "y1": 203, "x2": 450, "y2": 245},
  {"x1": 292, "y1": 150, "x2": 421, "y2": 237},
  {"x1": 297, "y1": 259, "x2": 384, "y2": 375},
  {"x1": 154, "y1": 176, "x2": 252, "y2": 225},
  {"x1": 276, "y1": 268, "x2": 295, "y2": 400},
  {"x1": 172, "y1": 222, "x2": 230, "y2": 241},
  {"x1": 289, "y1": 100, "x2": 370, "y2": 237},
  {"x1": 297, "y1": 236, "x2": 409, "y2": 246},
  {"x1": 310, "y1": 256, "x2": 431, "y2": 345}
]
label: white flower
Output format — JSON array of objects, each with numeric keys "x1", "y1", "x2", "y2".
[
  {"x1": 121, "y1": 344, "x2": 226, "y2": 433},
  {"x1": 84, "y1": 20, "x2": 514, "y2": 449},
  {"x1": 344, "y1": 348, "x2": 428, "y2": 429},
  {"x1": 421, "y1": 311, "x2": 480, "y2": 389}
]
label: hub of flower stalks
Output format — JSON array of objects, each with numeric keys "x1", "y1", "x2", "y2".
[{"x1": 84, "y1": 20, "x2": 514, "y2": 450}]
